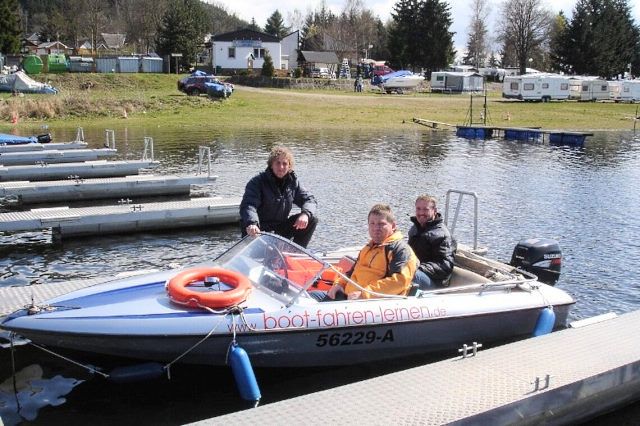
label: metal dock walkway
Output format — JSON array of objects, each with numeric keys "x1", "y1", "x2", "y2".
[
  {"x1": 0, "y1": 174, "x2": 217, "y2": 205},
  {"x1": 0, "y1": 160, "x2": 159, "y2": 182},
  {"x1": 0, "y1": 196, "x2": 240, "y2": 239},
  {"x1": 202, "y1": 310, "x2": 640, "y2": 425},
  {"x1": 0, "y1": 148, "x2": 117, "y2": 166}
]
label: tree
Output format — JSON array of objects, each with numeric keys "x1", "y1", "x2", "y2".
[
  {"x1": 462, "y1": 0, "x2": 489, "y2": 69},
  {"x1": 549, "y1": 11, "x2": 570, "y2": 73},
  {"x1": 265, "y1": 10, "x2": 289, "y2": 38},
  {"x1": 497, "y1": 0, "x2": 552, "y2": 74},
  {"x1": 262, "y1": 51, "x2": 275, "y2": 77},
  {"x1": 0, "y1": 0, "x2": 22, "y2": 54},
  {"x1": 155, "y1": 0, "x2": 208, "y2": 71},
  {"x1": 560, "y1": 0, "x2": 639, "y2": 78},
  {"x1": 388, "y1": 0, "x2": 455, "y2": 73},
  {"x1": 247, "y1": 17, "x2": 262, "y2": 32}
]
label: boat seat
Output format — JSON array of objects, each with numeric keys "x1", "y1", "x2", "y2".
[{"x1": 449, "y1": 266, "x2": 492, "y2": 287}]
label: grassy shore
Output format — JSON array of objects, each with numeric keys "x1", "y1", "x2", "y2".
[{"x1": 1, "y1": 73, "x2": 638, "y2": 132}]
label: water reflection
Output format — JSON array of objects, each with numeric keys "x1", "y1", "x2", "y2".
[{"x1": 2, "y1": 125, "x2": 640, "y2": 422}]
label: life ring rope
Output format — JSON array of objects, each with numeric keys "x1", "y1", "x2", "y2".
[{"x1": 166, "y1": 267, "x2": 252, "y2": 309}]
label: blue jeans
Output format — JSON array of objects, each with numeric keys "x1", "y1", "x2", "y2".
[{"x1": 413, "y1": 269, "x2": 436, "y2": 290}]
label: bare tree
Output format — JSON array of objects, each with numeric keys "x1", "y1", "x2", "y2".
[
  {"x1": 497, "y1": 0, "x2": 552, "y2": 74},
  {"x1": 463, "y1": 0, "x2": 490, "y2": 68}
]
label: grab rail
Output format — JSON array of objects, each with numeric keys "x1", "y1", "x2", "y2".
[{"x1": 444, "y1": 189, "x2": 480, "y2": 251}]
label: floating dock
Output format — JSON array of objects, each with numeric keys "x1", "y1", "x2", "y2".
[
  {"x1": 204, "y1": 310, "x2": 640, "y2": 425},
  {"x1": 0, "y1": 141, "x2": 88, "y2": 153},
  {"x1": 455, "y1": 125, "x2": 594, "y2": 145},
  {"x1": 0, "y1": 160, "x2": 159, "y2": 182},
  {"x1": 0, "y1": 148, "x2": 117, "y2": 166},
  {"x1": 0, "y1": 174, "x2": 217, "y2": 206},
  {"x1": 0, "y1": 196, "x2": 240, "y2": 239}
]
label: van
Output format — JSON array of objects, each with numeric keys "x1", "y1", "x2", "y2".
[{"x1": 311, "y1": 67, "x2": 329, "y2": 78}]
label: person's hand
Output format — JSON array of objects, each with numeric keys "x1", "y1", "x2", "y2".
[
  {"x1": 327, "y1": 283, "x2": 343, "y2": 299},
  {"x1": 347, "y1": 291, "x2": 362, "y2": 300},
  {"x1": 293, "y1": 213, "x2": 309, "y2": 230},
  {"x1": 246, "y1": 224, "x2": 260, "y2": 236}
]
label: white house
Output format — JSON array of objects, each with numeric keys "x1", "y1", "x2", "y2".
[
  {"x1": 211, "y1": 29, "x2": 282, "y2": 73},
  {"x1": 280, "y1": 30, "x2": 299, "y2": 71}
]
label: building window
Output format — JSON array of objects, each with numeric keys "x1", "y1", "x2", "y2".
[
  {"x1": 228, "y1": 47, "x2": 235, "y2": 58},
  {"x1": 253, "y1": 48, "x2": 265, "y2": 58}
]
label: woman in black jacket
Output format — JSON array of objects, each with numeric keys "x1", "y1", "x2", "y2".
[{"x1": 240, "y1": 146, "x2": 318, "y2": 248}]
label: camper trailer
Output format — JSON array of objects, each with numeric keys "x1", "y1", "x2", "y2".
[
  {"x1": 502, "y1": 74, "x2": 570, "y2": 102},
  {"x1": 569, "y1": 77, "x2": 610, "y2": 101},
  {"x1": 617, "y1": 80, "x2": 640, "y2": 103},
  {"x1": 430, "y1": 71, "x2": 483, "y2": 93}
]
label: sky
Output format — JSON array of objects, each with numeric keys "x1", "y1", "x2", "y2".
[{"x1": 208, "y1": 0, "x2": 640, "y2": 55}]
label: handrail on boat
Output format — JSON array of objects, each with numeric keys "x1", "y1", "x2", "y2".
[{"x1": 444, "y1": 189, "x2": 480, "y2": 251}]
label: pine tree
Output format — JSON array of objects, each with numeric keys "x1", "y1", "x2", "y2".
[
  {"x1": 155, "y1": 0, "x2": 208, "y2": 71},
  {"x1": 247, "y1": 18, "x2": 262, "y2": 32},
  {"x1": 388, "y1": 0, "x2": 454, "y2": 73},
  {"x1": 561, "y1": 0, "x2": 639, "y2": 78},
  {"x1": 262, "y1": 51, "x2": 275, "y2": 77},
  {"x1": 0, "y1": 0, "x2": 22, "y2": 54},
  {"x1": 264, "y1": 10, "x2": 289, "y2": 39}
]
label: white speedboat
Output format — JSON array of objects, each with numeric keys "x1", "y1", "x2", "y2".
[
  {"x1": 1, "y1": 231, "x2": 574, "y2": 368},
  {"x1": 373, "y1": 70, "x2": 424, "y2": 93}
]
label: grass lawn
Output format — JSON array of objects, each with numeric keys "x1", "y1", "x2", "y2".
[{"x1": 1, "y1": 73, "x2": 638, "y2": 132}]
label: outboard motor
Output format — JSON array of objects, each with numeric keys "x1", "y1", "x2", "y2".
[
  {"x1": 510, "y1": 238, "x2": 562, "y2": 285},
  {"x1": 36, "y1": 133, "x2": 52, "y2": 144}
]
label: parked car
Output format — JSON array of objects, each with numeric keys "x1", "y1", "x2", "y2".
[
  {"x1": 310, "y1": 67, "x2": 330, "y2": 78},
  {"x1": 178, "y1": 74, "x2": 232, "y2": 96},
  {"x1": 372, "y1": 64, "x2": 394, "y2": 77}
]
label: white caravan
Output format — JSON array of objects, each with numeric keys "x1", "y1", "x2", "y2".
[
  {"x1": 618, "y1": 80, "x2": 640, "y2": 102},
  {"x1": 569, "y1": 77, "x2": 610, "y2": 101},
  {"x1": 502, "y1": 74, "x2": 570, "y2": 102}
]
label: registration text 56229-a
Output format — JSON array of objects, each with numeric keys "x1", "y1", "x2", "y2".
[{"x1": 315, "y1": 329, "x2": 394, "y2": 347}]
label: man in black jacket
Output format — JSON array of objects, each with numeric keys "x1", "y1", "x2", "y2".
[
  {"x1": 240, "y1": 146, "x2": 318, "y2": 248},
  {"x1": 408, "y1": 195, "x2": 456, "y2": 289}
]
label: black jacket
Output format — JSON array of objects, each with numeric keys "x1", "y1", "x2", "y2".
[
  {"x1": 240, "y1": 168, "x2": 317, "y2": 231},
  {"x1": 408, "y1": 213, "x2": 456, "y2": 284}
]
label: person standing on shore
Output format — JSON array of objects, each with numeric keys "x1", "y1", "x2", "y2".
[{"x1": 240, "y1": 146, "x2": 318, "y2": 248}]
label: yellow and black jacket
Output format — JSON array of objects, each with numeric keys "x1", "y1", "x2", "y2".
[{"x1": 338, "y1": 231, "x2": 418, "y2": 299}]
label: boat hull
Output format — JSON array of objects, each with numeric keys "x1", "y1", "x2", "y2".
[{"x1": 3, "y1": 284, "x2": 573, "y2": 367}]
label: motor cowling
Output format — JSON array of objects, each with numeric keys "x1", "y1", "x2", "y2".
[
  {"x1": 510, "y1": 238, "x2": 561, "y2": 285},
  {"x1": 36, "y1": 133, "x2": 51, "y2": 144}
]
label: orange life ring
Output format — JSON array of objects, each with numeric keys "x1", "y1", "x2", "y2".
[{"x1": 166, "y1": 267, "x2": 252, "y2": 309}]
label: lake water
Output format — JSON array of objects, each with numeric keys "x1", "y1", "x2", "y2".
[{"x1": 1, "y1": 125, "x2": 639, "y2": 424}]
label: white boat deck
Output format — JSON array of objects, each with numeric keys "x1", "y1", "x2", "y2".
[
  {"x1": 0, "y1": 160, "x2": 159, "y2": 182},
  {"x1": 0, "y1": 148, "x2": 117, "y2": 166},
  {"x1": 197, "y1": 310, "x2": 640, "y2": 425},
  {"x1": 0, "y1": 174, "x2": 217, "y2": 205},
  {"x1": 0, "y1": 196, "x2": 240, "y2": 239}
]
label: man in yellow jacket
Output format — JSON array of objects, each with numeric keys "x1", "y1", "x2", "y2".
[{"x1": 325, "y1": 203, "x2": 418, "y2": 300}]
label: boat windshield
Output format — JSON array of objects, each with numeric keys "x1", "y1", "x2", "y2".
[{"x1": 215, "y1": 234, "x2": 332, "y2": 304}]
